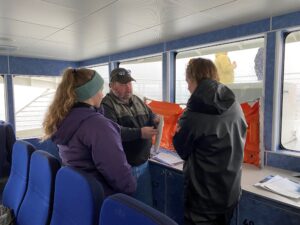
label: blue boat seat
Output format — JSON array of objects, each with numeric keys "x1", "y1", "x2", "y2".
[
  {"x1": 2, "y1": 140, "x2": 35, "y2": 217},
  {"x1": 50, "y1": 166, "x2": 104, "y2": 225},
  {"x1": 17, "y1": 150, "x2": 61, "y2": 225},
  {"x1": 99, "y1": 193, "x2": 178, "y2": 225}
]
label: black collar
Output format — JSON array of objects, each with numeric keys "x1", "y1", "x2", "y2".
[{"x1": 73, "y1": 102, "x2": 97, "y2": 111}]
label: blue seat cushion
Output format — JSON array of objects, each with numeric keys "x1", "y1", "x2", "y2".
[{"x1": 100, "y1": 193, "x2": 177, "y2": 225}]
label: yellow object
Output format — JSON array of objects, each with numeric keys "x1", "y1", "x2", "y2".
[{"x1": 214, "y1": 52, "x2": 236, "y2": 84}]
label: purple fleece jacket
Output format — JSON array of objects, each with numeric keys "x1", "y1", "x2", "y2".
[{"x1": 52, "y1": 106, "x2": 136, "y2": 196}]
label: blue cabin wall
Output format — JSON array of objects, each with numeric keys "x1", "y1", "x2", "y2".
[
  {"x1": 0, "y1": 56, "x2": 8, "y2": 73},
  {"x1": 0, "y1": 56, "x2": 76, "y2": 75}
]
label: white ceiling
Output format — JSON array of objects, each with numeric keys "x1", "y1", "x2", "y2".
[{"x1": 0, "y1": 0, "x2": 300, "y2": 61}]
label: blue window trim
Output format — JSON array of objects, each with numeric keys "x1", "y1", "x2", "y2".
[
  {"x1": 162, "y1": 52, "x2": 168, "y2": 102},
  {"x1": 169, "y1": 51, "x2": 176, "y2": 103},
  {"x1": 162, "y1": 51, "x2": 176, "y2": 102},
  {"x1": 4, "y1": 75, "x2": 15, "y2": 129},
  {"x1": 9, "y1": 56, "x2": 76, "y2": 76},
  {"x1": 272, "y1": 11, "x2": 300, "y2": 30},
  {"x1": 264, "y1": 32, "x2": 277, "y2": 151},
  {"x1": 0, "y1": 56, "x2": 8, "y2": 73},
  {"x1": 265, "y1": 151, "x2": 300, "y2": 171}
]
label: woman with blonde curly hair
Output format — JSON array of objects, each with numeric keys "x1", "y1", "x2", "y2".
[{"x1": 43, "y1": 68, "x2": 136, "y2": 196}]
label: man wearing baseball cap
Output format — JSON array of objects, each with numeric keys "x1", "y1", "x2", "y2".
[{"x1": 101, "y1": 67, "x2": 159, "y2": 206}]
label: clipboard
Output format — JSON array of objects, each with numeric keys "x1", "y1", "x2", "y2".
[{"x1": 152, "y1": 115, "x2": 164, "y2": 155}]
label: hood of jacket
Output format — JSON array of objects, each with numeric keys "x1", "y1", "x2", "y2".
[
  {"x1": 187, "y1": 79, "x2": 235, "y2": 115},
  {"x1": 52, "y1": 105, "x2": 100, "y2": 145}
]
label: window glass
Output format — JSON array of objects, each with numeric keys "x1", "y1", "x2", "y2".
[
  {"x1": 13, "y1": 76, "x2": 61, "y2": 138},
  {"x1": 282, "y1": 31, "x2": 300, "y2": 151},
  {"x1": 89, "y1": 64, "x2": 109, "y2": 95},
  {"x1": 0, "y1": 76, "x2": 5, "y2": 121},
  {"x1": 176, "y1": 38, "x2": 264, "y2": 104},
  {"x1": 120, "y1": 55, "x2": 162, "y2": 100}
]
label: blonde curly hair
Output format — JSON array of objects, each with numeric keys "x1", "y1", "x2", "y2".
[{"x1": 42, "y1": 68, "x2": 94, "y2": 140}]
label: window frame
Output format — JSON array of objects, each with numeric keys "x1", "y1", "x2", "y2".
[
  {"x1": 174, "y1": 37, "x2": 265, "y2": 104},
  {"x1": 279, "y1": 30, "x2": 300, "y2": 152},
  {"x1": 118, "y1": 54, "x2": 163, "y2": 101},
  {"x1": 12, "y1": 74, "x2": 61, "y2": 139},
  {"x1": 0, "y1": 75, "x2": 6, "y2": 121}
]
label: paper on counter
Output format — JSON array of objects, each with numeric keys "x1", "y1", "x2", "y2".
[
  {"x1": 254, "y1": 175, "x2": 300, "y2": 200},
  {"x1": 152, "y1": 151, "x2": 183, "y2": 166}
]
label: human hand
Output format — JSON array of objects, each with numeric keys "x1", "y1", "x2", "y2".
[
  {"x1": 175, "y1": 124, "x2": 181, "y2": 132},
  {"x1": 141, "y1": 126, "x2": 158, "y2": 139}
]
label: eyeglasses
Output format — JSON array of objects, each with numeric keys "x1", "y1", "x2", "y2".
[{"x1": 117, "y1": 69, "x2": 131, "y2": 76}]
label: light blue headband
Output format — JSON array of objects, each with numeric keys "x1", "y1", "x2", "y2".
[{"x1": 75, "y1": 71, "x2": 104, "y2": 101}]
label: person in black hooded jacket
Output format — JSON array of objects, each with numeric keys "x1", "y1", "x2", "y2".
[{"x1": 173, "y1": 58, "x2": 247, "y2": 225}]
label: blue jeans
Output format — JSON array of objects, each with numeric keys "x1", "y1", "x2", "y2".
[{"x1": 131, "y1": 161, "x2": 153, "y2": 207}]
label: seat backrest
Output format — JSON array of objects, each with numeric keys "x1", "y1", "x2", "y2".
[
  {"x1": 24, "y1": 138, "x2": 61, "y2": 163},
  {"x1": 17, "y1": 150, "x2": 61, "y2": 225},
  {"x1": 0, "y1": 121, "x2": 7, "y2": 178},
  {"x1": 0, "y1": 120, "x2": 16, "y2": 178},
  {"x1": 4, "y1": 122, "x2": 16, "y2": 165},
  {"x1": 99, "y1": 193, "x2": 178, "y2": 225},
  {"x1": 2, "y1": 140, "x2": 35, "y2": 217},
  {"x1": 50, "y1": 166, "x2": 104, "y2": 225}
]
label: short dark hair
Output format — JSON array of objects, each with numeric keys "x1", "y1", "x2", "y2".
[{"x1": 186, "y1": 58, "x2": 219, "y2": 85}]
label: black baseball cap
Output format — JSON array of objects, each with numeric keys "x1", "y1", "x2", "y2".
[{"x1": 110, "y1": 68, "x2": 136, "y2": 84}]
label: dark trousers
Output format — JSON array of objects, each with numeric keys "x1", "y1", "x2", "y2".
[{"x1": 184, "y1": 204, "x2": 236, "y2": 225}]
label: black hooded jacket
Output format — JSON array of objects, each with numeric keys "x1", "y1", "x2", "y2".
[{"x1": 173, "y1": 79, "x2": 247, "y2": 214}]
